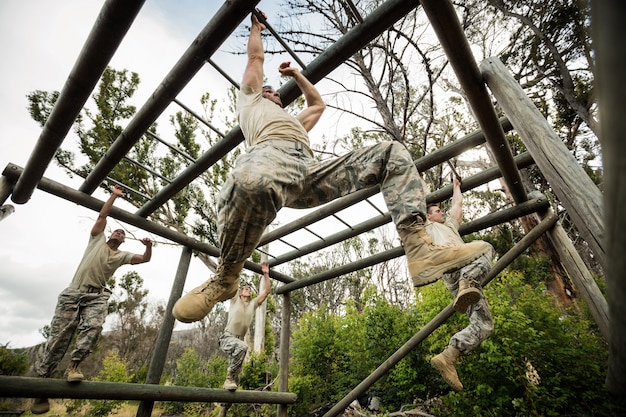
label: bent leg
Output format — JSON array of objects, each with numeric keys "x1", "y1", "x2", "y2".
[
  {"x1": 218, "y1": 143, "x2": 309, "y2": 263},
  {"x1": 288, "y1": 141, "x2": 426, "y2": 226},
  {"x1": 449, "y1": 294, "x2": 494, "y2": 354},
  {"x1": 219, "y1": 335, "x2": 248, "y2": 379}
]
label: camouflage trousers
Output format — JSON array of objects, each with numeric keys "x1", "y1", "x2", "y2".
[
  {"x1": 219, "y1": 332, "x2": 248, "y2": 379},
  {"x1": 443, "y1": 253, "x2": 494, "y2": 354},
  {"x1": 217, "y1": 140, "x2": 426, "y2": 263},
  {"x1": 35, "y1": 287, "x2": 111, "y2": 377}
]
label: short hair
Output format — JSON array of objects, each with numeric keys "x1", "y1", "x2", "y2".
[
  {"x1": 113, "y1": 228, "x2": 126, "y2": 235},
  {"x1": 426, "y1": 203, "x2": 440, "y2": 213},
  {"x1": 262, "y1": 85, "x2": 273, "y2": 90}
]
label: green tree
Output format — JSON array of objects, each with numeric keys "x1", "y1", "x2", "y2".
[
  {"x1": 416, "y1": 270, "x2": 622, "y2": 416},
  {"x1": 0, "y1": 343, "x2": 28, "y2": 376},
  {"x1": 105, "y1": 271, "x2": 161, "y2": 375}
]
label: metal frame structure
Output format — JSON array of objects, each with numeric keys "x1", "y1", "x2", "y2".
[{"x1": 2, "y1": 0, "x2": 623, "y2": 415}]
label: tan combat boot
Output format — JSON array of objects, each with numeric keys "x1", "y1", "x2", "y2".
[
  {"x1": 453, "y1": 279, "x2": 481, "y2": 313},
  {"x1": 431, "y1": 346, "x2": 463, "y2": 391},
  {"x1": 223, "y1": 373, "x2": 238, "y2": 391},
  {"x1": 173, "y1": 260, "x2": 244, "y2": 323},
  {"x1": 31, "y1": 398, "x2": 50, "y2": 414},
  {"x1": 65, "y1": 360, "x2": 84, "y2": 382},
  {"x1": 398, "y1": 221, "x2": 493, "y2": 287}
]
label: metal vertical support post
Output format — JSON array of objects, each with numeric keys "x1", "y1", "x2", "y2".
[
  {"x1": 136, "y1": 246, "x2": 192, "y2": 417},
  {"x1": 277, "y1": 292, "x2": 291, "y2": 417}
]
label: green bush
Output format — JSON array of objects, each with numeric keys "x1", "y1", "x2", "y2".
[
  {"x1": 162, "y1": 348, "x2": 227, "y2": 416},
  {"x1": 427, "y1": 271, "x2": 626, "y2": 416},
  {"x1": 65, "y1": 350, "x2": 132, "y2": 417}
]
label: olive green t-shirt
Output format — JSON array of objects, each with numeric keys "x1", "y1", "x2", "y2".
[
  {"x1": 224, "y1": 295, "x2": 259, "y2": 338},
  {"x1": 69, "y1": 232, "x2": 133, "y2": 290},
  {"x1": 424, "y1": 217, "x2": 464, "y2": 246},
  {"x1": 237, "y1": 84, "x2": 310, "y2": 149}
]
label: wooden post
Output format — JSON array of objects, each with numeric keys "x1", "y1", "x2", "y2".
[
  {"x1": 593, "y1": 0, "x2": 626, "y2": 396},
  {"x1": 480, "y1": 56, "x2": 605, "y2": 269},
  {"x1": 541, "y1": 210, "x2": 609, "y2": 339}
]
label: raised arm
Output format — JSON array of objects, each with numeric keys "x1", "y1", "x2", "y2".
[
  {"x1": 130, "y1": 237, "x2": 153, "y2": 265},
  {"x1": 241, "y1": 10, "x2": 266, "y2": 90},
  {"x1": 91, "y1": 185, "x2": 123, "y2": 237},
  {"x1": 256, "y1": 262, "x2": 271, "y2": 306},
  {"x1": 449, "y1": 176, "x2": 463, "y2": 225},
  {"x1": 279, "y1": 62, "x2": 326, "y2": 132}
]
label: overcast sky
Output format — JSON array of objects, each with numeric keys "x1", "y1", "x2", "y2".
[{"x1": 0, "y1": 0, "x2": 304, "y2": 349}]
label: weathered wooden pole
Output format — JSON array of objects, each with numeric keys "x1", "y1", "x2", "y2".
[
  {"x1": 480, "y1": 56, "x2": 605, "y2": 270},
  {"x1": 593, "y1": 0, "x2": 626, "y2": 396},
  {"x1": 540, "y1": 209, "x2": 609, "y2": 339}
]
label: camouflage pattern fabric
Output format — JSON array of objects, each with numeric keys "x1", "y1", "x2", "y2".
[
  {"x1": 35, "y1": 287, "x2": 110, "y2": 377},
  {"x1": 217, "y1": 140, "x2": 427, "y2": 263},
  {"x1": 443, "y1": 253, "x2": 494, "y2": 354},
  {"x1": 219, "y1": 333, "x2": 248, "y2": 379}
]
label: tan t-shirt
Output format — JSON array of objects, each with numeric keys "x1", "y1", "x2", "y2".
[
  {"x1": 237, "y1": 84, "x2": 310, "y2": 148},
  {"x1": 69, "y1": 233, "x2": 133, "y2": 290},
  {"x1": 224, "y1": 295, "x2": 259, "y2": 338},
  {"x1": 424, "y1": 217, "x2": 464, "y2": 246}
]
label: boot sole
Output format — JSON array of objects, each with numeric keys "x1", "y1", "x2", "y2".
[
  {"x1": 430, "y1": 357, "x2": 463, "y2": 391},
  {"x1": 453, "y1": 289, "x2": 481, "y2": 312},
  {"x1": 412, "y1": 242, "x2": 491, "y2": 287}
]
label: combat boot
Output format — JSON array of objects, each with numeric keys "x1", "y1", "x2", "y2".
[
  {"x1": 223, "y1": 373, "x2": 238, "y2": 391},
  {"x1": 398, "y1": 221, "x2": 492, "y2": 287},
  {"x1": 431, "y1": 346, "x2": 463, "y2": 391},
  {"x1": 31, "y1": 398, "x2": 50, "y2": 414},
  {"x1": 173, "y1": 260, "x2": 244, "y2": 323},
  {"x1": 65, "y1": 360, "x2": 84, "y2": 382},
  {"x1": 453, "y1": 279, "x2": 482, "y2": 313}
]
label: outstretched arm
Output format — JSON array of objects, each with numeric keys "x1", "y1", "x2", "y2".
[
  {"x1": 256, "y1": 262, "x2": 271, "y2": 306},
  {"x1": 279, "y1": 62, "x2": 326, "y2": 131},
  {"x1": 130, "y1": 237, "x2": 153, "y2": 265},
  {"x1": 241, "y1": 10, "x2": 266, "y2": 90},
  {"x1": 91, "y1": 185, "x2": 123, "y2": 237},
  {"x1": 449, "y1": 176, "x2": 463, "y2": 225}
]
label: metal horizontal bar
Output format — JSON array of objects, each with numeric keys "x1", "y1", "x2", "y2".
[
  {"x1": 146, "y1": 130, "x2": 197, "y2": 163},
  {"x1": 0, "y1": 376, "x2": 296, "y2": 404}
]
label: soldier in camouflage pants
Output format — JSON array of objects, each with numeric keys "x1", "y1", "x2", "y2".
[
  {"x1": 425, "y1": 176, "x2": 495, "y2": 391},
  {"x1": 171, "y1": 10, "x2": 491, "y2": 323},
  {"x1": 30, "y1": 186, "x2": 152, "y2": 415},
  {"x1": 219, "y1": 262, "x2": 271, "y2": 391}
]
